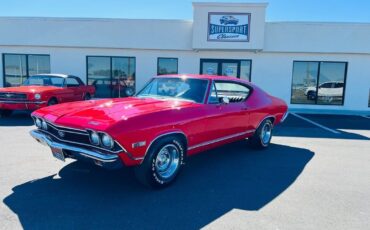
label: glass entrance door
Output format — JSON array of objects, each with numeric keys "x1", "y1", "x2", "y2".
[
  {"x1": 221, "y1": 62, "x2": 238, "y2": 77},
  {"x1": 200, "y1": 59, "x2": 252, "y2": 81}
]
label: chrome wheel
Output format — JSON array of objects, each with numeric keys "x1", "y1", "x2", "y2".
[
  {"x1": 260, "y1": 122, "x2": 272, "y2": 145},
  {"x1": 155, "y1": 144, "x2": 180, "y2": 179}
]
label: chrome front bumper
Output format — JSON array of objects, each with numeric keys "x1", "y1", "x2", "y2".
[{"x1": 30, "y1": 129, "x2": 119, "y2": 163}]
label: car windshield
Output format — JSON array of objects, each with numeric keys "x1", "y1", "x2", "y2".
[
  {"x1": 137, "y1": 77, "x2": 208, "y2": 103},
  {"x1": 23, "y1": 75, "x2": 64, "y2": 87}
]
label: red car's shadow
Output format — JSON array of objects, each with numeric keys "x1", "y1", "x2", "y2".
[
  {"x1": 0, "y1": 111, "x2": 33, "y2": 126},
  {"x1": 3, "y1": 142, "x2": 314, "y2": 229}
]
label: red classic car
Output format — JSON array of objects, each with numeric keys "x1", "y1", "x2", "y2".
[
  {"x1": 0, "y1": 74, "x2": 95, "y2": 117},
  {"x1": 30, "y1": 74, "x2": 288, "y2": 188}
]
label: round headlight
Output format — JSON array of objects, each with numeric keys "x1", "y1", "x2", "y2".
[
  {"x1": 101, "y1": 134, "x2": 114, "y2": 149},
  {"x1": 35, "y1": 118, "x2": 42, "y2": 128},
  {"x1": 34, "y1": 94, "x2": 41, "y2": 100},
  {"x1": 90, "y1": 131, "x2": 100, "y2": 146},
  {"x1": 41, "y1": 120, "x2": 48, "y2": 130}
]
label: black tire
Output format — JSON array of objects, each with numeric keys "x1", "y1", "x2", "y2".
[
  {"x1": 84, "y1": 93, "x2": 91, "y2": 100},
  {"x1": 47, "y1": 98, "x2": 58, "y2": 106},
  {"x1": 307, "y1": 91, "x2": 316, "y2": 100},
  {"x1": 248, "y1": 119, "x2": 273, "y2": 149},
  {"x1": 0, "y1": 109, "x2": 13, "y2": 117},
  {"x1": 134, "y1": 136, "x2": 185, "y2": 188}
]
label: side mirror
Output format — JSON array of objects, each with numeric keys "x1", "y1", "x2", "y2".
[{"x1": 220, "y1": 97, "x2": 230, "y2": 104}]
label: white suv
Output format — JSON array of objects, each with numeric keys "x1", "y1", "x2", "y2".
[{"x1": 305, "y1": 81, "x2": 344, "y2": 101}]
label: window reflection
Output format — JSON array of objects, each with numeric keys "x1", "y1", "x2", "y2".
[
  {"x1": 240, "y1": 60, "x2": 251, "y2": 81},
  {"x1": 291, "y1": 61, "x2": 347, "y2": 105},
  {"x1": 317, "y1": 62, "x2": 346, "y2": 105},
  {"x1": 87, "y1": 56, "x2": 136, "y2": 98},
  {"x1": 3, "y1": 54, "x2": 50, "y2": 87},
  {"x1": 158, "y1": 58, "x2": 178, "y2": 75},
  {"x1": 87, "y1": 57, "x2": 111, "y2": 98}
]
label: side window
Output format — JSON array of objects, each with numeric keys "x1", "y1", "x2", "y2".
[
  {"x1": 208, "y1": 83, "x2": 219, "y2": 104},
  {"x1": 214, "y1": 81, "x2": 250, "y2": 103},
  {"x1": 320, "y1": 83, "x2": 331, "y2": 88},
  {"x1": 65, "y1": 78, "x2": 80, "y2": 87}
]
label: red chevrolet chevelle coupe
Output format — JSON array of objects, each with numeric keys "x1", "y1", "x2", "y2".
[
  {"x1": 0, "y1": 74, "x2": 95, "y2": 117},
  {"x1": 30, "y1": 74, "x2": 288, "y2": 188}
]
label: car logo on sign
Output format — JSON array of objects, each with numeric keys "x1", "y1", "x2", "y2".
[{"x1": 58, "y1": 131, "x2": 65, "y2": 138}]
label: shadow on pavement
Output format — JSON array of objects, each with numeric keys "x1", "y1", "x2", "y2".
[
  {"x1": 274, "y1": 114, "x2": 370, "y2": 140},
  {"x1": 4, "y1": 141, "x2": 314, "y2": 229},
  {"x1": 0, "y1": 111, "x2": 33, "y2": 126},
  {"x1": 301, "y1": 114, "x2": 370, "y2": 130}
]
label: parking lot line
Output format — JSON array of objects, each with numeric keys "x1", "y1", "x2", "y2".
[{"x1": 290, "y1": 113, "x2": 341, "y2": 134}]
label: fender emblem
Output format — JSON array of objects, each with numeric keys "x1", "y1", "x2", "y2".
[
  {"x1": 88, "y1": 121, "x2": 100, "y2": 126},
  {"x1": 132, "y1": 141, "x2": 146, "y2": 148}
]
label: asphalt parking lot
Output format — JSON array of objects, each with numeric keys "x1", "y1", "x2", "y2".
[{"x1": 0, "y1": 112, "x2": 369, "y2": 230}]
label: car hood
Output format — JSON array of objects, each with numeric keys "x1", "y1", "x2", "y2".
[
  {"x1": 34, "y1": 97, "x2": 197, "y2": 130},
  {"x1": 0, "y1": 85, "x2": 61, "y2": 93}
]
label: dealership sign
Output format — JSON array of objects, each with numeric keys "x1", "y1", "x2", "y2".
[{"x1": 208, "y1": 13, "x2": 250, "y2": 42}]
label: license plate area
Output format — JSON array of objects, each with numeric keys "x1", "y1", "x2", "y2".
[{"x1": 51, "y1": 147, "x2": 65, "y2": 161}]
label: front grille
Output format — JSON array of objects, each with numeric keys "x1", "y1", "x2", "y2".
[
  {"x1": 42, "y1": 121, "x2": 124, "y2": 154},
  {"x1": 46, "y1": 121, "x2": 90, "y2": 143},
  {"x1": 0, "y1": 92, "x2": 27, "y2": 101}
]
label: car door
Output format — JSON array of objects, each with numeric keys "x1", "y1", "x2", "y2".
[
  {"x1": 65, "y1": 77, "x2": 84, "y2": 101},
  {"x1": 201, "y1": 80, "x2": 250, "y2": 143}
]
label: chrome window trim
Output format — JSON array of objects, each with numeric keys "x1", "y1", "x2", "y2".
[
  {"x1": 201, "y1": 79, "x2": 211, "y2": 104},
  {"x1": 207, "y1": 81, "x2": 219, "y2": 104},
  {"x1": 188, "y1": 129, "x2": 255, "y2": 150},
  {"x1": 207, "y1": 79, "x2": 253, "y2": 105}
]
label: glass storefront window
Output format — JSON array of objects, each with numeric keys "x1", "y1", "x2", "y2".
[
  {"x1": 87, "y1": 56, "x2": 136, "y2": 98},
  {"x1": 240, "y1": 60, "x2": 252, "y2": 81},
  {"x1": 291, "y1": 62, "x2": 319, "y2": 104},
  {"x1": 157, "y1": 58, "x2": 178, "y2": 75},
  {"x1": 291, "y1": 61, "x2": 347, "y2": 105},
  {"x1": 28, "y1": 55, "x2": 50, "y2": 76},
  {"x1": 200, "y1": 59, "x2": 251, "y2": 80},
  {"x1": 317, "y1": 62, "x2": 346, "y2": 105},
  {"x1": 87, "y1": 57, "x2": 111, "y2": 98},
  {"x1": 201, "y1": 62, "x2": 218, "y2": 75},
  {"x1": 3, "y1": 54, "x2": 50, "y2": 87},
  {"x1": 112, "y1": 57, "x2": 136, "y2": 97}
]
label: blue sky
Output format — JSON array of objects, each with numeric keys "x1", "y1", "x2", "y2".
[{"x1": 0, "y1": 0, "x2": 369, "y2": 22}]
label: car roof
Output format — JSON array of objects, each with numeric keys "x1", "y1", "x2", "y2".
[
  {"x1": 32, "y1": 73, "x2": 70, "y2": 78},
  {"x1": 154, "y1": 74, "x2": 250, "y2": 84}
]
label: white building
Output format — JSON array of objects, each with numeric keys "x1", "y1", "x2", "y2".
[{"x1": 0, "y1": 2, "x2": 369, "y2": 114}]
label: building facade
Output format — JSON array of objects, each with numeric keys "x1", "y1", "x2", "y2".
[{"x1": 0, "y1": 2, "x2": 369, "y2": 114}]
